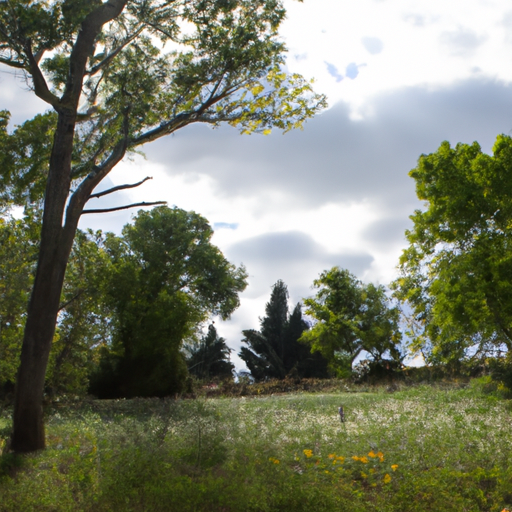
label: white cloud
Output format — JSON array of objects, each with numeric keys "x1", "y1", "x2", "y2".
[{"x1": 4, "y1": 0, "x2": 512, "y2": 370}]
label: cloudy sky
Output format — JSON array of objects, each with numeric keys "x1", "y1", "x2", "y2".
[{"x1": 3, "y1": 0, "x2": 512, "y2": 369}]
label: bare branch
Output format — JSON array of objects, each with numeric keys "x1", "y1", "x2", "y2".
[
  {"x1": 89, "y1": 177, "x2": 153, "y2": 198},
  {"x1": 58, "y1": 290, "x2": 84, "y2": 312},
  {"x1": 82, "y1": 201, "x2": 167, "y2": 215}
]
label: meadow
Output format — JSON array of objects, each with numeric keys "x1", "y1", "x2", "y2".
[{"x1": 0, "y1": 381, "x2": 511, "y2": 511}]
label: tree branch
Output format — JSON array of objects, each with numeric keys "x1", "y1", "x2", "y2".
[
  {"x1": 81, "y1": 201, "x2": 166, "y2": 215},
  {"x1": 0, "y1": 56, "x2": 26, "y2": 69},
  {"x1": 58, "y1": 290, "x2": 84, "y2": 312},
  {"x1": 86, "y1": 26, "x2": 144, "y2": 76},
  {"x1": 89, "y1": 177, "x2": 153, "y2": 198},
  {"x1": 61, "y1": 0, "x2": 128, "y2": 109},
  {"x1": 23, "y1": 41, "x2": 60, "y2": 108}
]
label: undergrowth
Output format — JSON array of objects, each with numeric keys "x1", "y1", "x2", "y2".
[{"x1": 0, "y1": 384, "x2": 511, "y2": 511}]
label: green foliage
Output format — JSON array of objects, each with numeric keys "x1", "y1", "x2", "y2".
[
  {"x1": 0, "y1": 0, "x2": 327, "y2": 207},
  {"x1": 1, "y1": 386, "x2": 512, "y2": 511},
  {"x1": 90, "y1": 206, "x2": 247, "y2": 398},
  {"x1": 0, "y1": 211, "x2": 40, "y2": 393},
  {"x1": 0, "y1": 211, "x2": 111, "y2": 397},
  {"x1": 186, "y1": 324, "x2": 235, "y2": 380},
  {"x1": 0, "y1": 113, "x2": 56, "y2": 207},
  {"x1": 393, "y1": 135, "x2": 512, "y2": 365},
  {"x1": 302, "y1": 268, "x2": 402, "y2": 377},
  {"x1": 239, "y1": 280, "x2": 329, "y2": 381},
  {"x1": 46, "y1": 229, "x2": 112, "y2": 397}
]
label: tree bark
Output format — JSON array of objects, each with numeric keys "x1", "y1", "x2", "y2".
[
  {"x1": 10, "y1": 0, "x2": 128, "y2": 453},
  {"x1": 11, "y1": 111, "x2": 79, "y2": 452}
]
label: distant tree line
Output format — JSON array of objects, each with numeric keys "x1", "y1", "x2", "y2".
[
  {"x1": 4, "y1": 136, "x2": 512, "y2": 398},
  {"x1": 0, "y1": 202, "x2": 405, "y2": 397}
]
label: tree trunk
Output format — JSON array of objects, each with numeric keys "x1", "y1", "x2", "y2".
[
  {"x1": 10, "y1": 112, "x2": 78, "y2": 452},
  {"x1": 8, "y1": 0, "x2": 128, "y2": 453}
]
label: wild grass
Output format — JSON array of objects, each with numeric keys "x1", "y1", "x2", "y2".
[{"x1": 0, "y1": 382, "x2": 511, "y2": 511}]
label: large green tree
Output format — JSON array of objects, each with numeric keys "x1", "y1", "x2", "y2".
[
  {"x1": 89, "y1": 206, "x2": 247, "y2": 398},
  {"x1": 0, "y1": 0, "x2": 325, "y2": 451},
  {"x1": 393, "y1": 135, "x2": 512, "y2": 365},
  {"x1": 239, "y1": 280, "x2": 329, "y2": 380},
  {"x1": 301, "y1": 268, "x2": 402, "y2": 377}
]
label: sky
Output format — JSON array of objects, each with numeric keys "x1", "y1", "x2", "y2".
[{"x1": 3, "y1": 0, "x2": 512, "y2": 370}]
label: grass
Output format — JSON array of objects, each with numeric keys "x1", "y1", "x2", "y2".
[{"x1": 0, "y1": 382, "x2": 512, "y2": 511}]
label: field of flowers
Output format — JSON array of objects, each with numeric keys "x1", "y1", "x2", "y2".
[{"x1": 0, "y1": 382, "x2": 511, "y2": 511}]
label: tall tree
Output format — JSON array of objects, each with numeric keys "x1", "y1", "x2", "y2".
[
  {"x1": 89, "y1": 206, "x2": 247, "y2": 398},
  {"x1": 301, "y1": 268, "x2": 402, "y2": 377},
  {"x1": 186, "y1": 324, "x2": 234, "y2": 381},
  {"x1": 239, "y1": 280, "x2": 329, "y2": 380},
  {"x1": 392, "y1": 135, "x2": 512, "y2": 365},
  {"x1": 0, "y1": 0, "x2": 326, "y2": 451}
]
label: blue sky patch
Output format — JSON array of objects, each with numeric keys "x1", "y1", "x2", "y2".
[
  {"x1": 325, "y1": 61, "x2": 343, "y2": 82},
  {"x1": 213, "y1": 222, "x2": 239, "y2": 230}
]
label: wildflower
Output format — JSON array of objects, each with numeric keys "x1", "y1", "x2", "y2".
[
  {"x1": 361, "y1": 472, "x2": 368, "y2": 479},
  {"x1": 383, "y1": 473, "x2": 391, "y2": 484},
  {"x1": 360, "y1": 456, "x2": 369, "y2": 464},
  {"x1": 324, "y1": 470, "x2": 330, "y2": 474},
  {"x1": 377, "y1": 451, "x2": 385, "y2": 462},
  {"x1": 391, "y1": 464, "x2": 399, "y2": 471},
  {"x1": 368, "y1": 450, "x2": 377, "y2": 458},
  {"x1": 352, "y1": 456, "x2": 360, "y2": 461},
  {"x1": 328, "y1": 453, "x2": 336, "y2": 459},
  {"x1": 336, "y1": 456, "x2": 345, "y2": 463},
  {"x1": 303, "y1": 449, "x2": 313, "y2": 458},
  {"x1": 273, "y1": 459, "x2": 280, "y2": 464}
]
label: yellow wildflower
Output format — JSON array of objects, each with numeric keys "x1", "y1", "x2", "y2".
[
  {"x1": 303, "y1": 449, "x2": 313, "y2": 458},
  {"x1": 377, "y1": 451, "x2": 385, "y2": 462},
  {"x1": 383, "y1": 473, "x2": 391, "y2": 484},
  {"x1": 352, "y1": 456, "x2": 360, "y2": 461},
  {"x1": 360, "y1": 456, "x2": 369, "y2": 464},
  {"x1": 368, "y1": 450, "x2": 377, "y2": 458},
  {"x1": 336, "y1": 456, "x2": 345, "y2": 463},
  {"x1": 328, "y1": 453, "x2": 336, "y2": 459},
  {"x1": 391, "y1": 464, "x2": 399, "y2": 471},
  {"x1": 273, "y1": 459, "x2": 280, "y2": 464}
]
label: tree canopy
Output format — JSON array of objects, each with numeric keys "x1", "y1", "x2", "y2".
[
  {"x1": 186, "y1": 324, "x2": 234, "y2": 381},
  {"x1": 301, "y1": 267, "x2": 402, "y2": 377},
  {"x1": 0, "y1": 0, "x2": 325, "y2": 452},
  {"x1": 393, "y1": 135, "x2": 512, "y2": 365},
  {"x1": 239, "y1": 280, "x2": 329, "y2": 380},
  {"x1": 90, "y1": 206, "x2": 247, "y2": 398}
]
